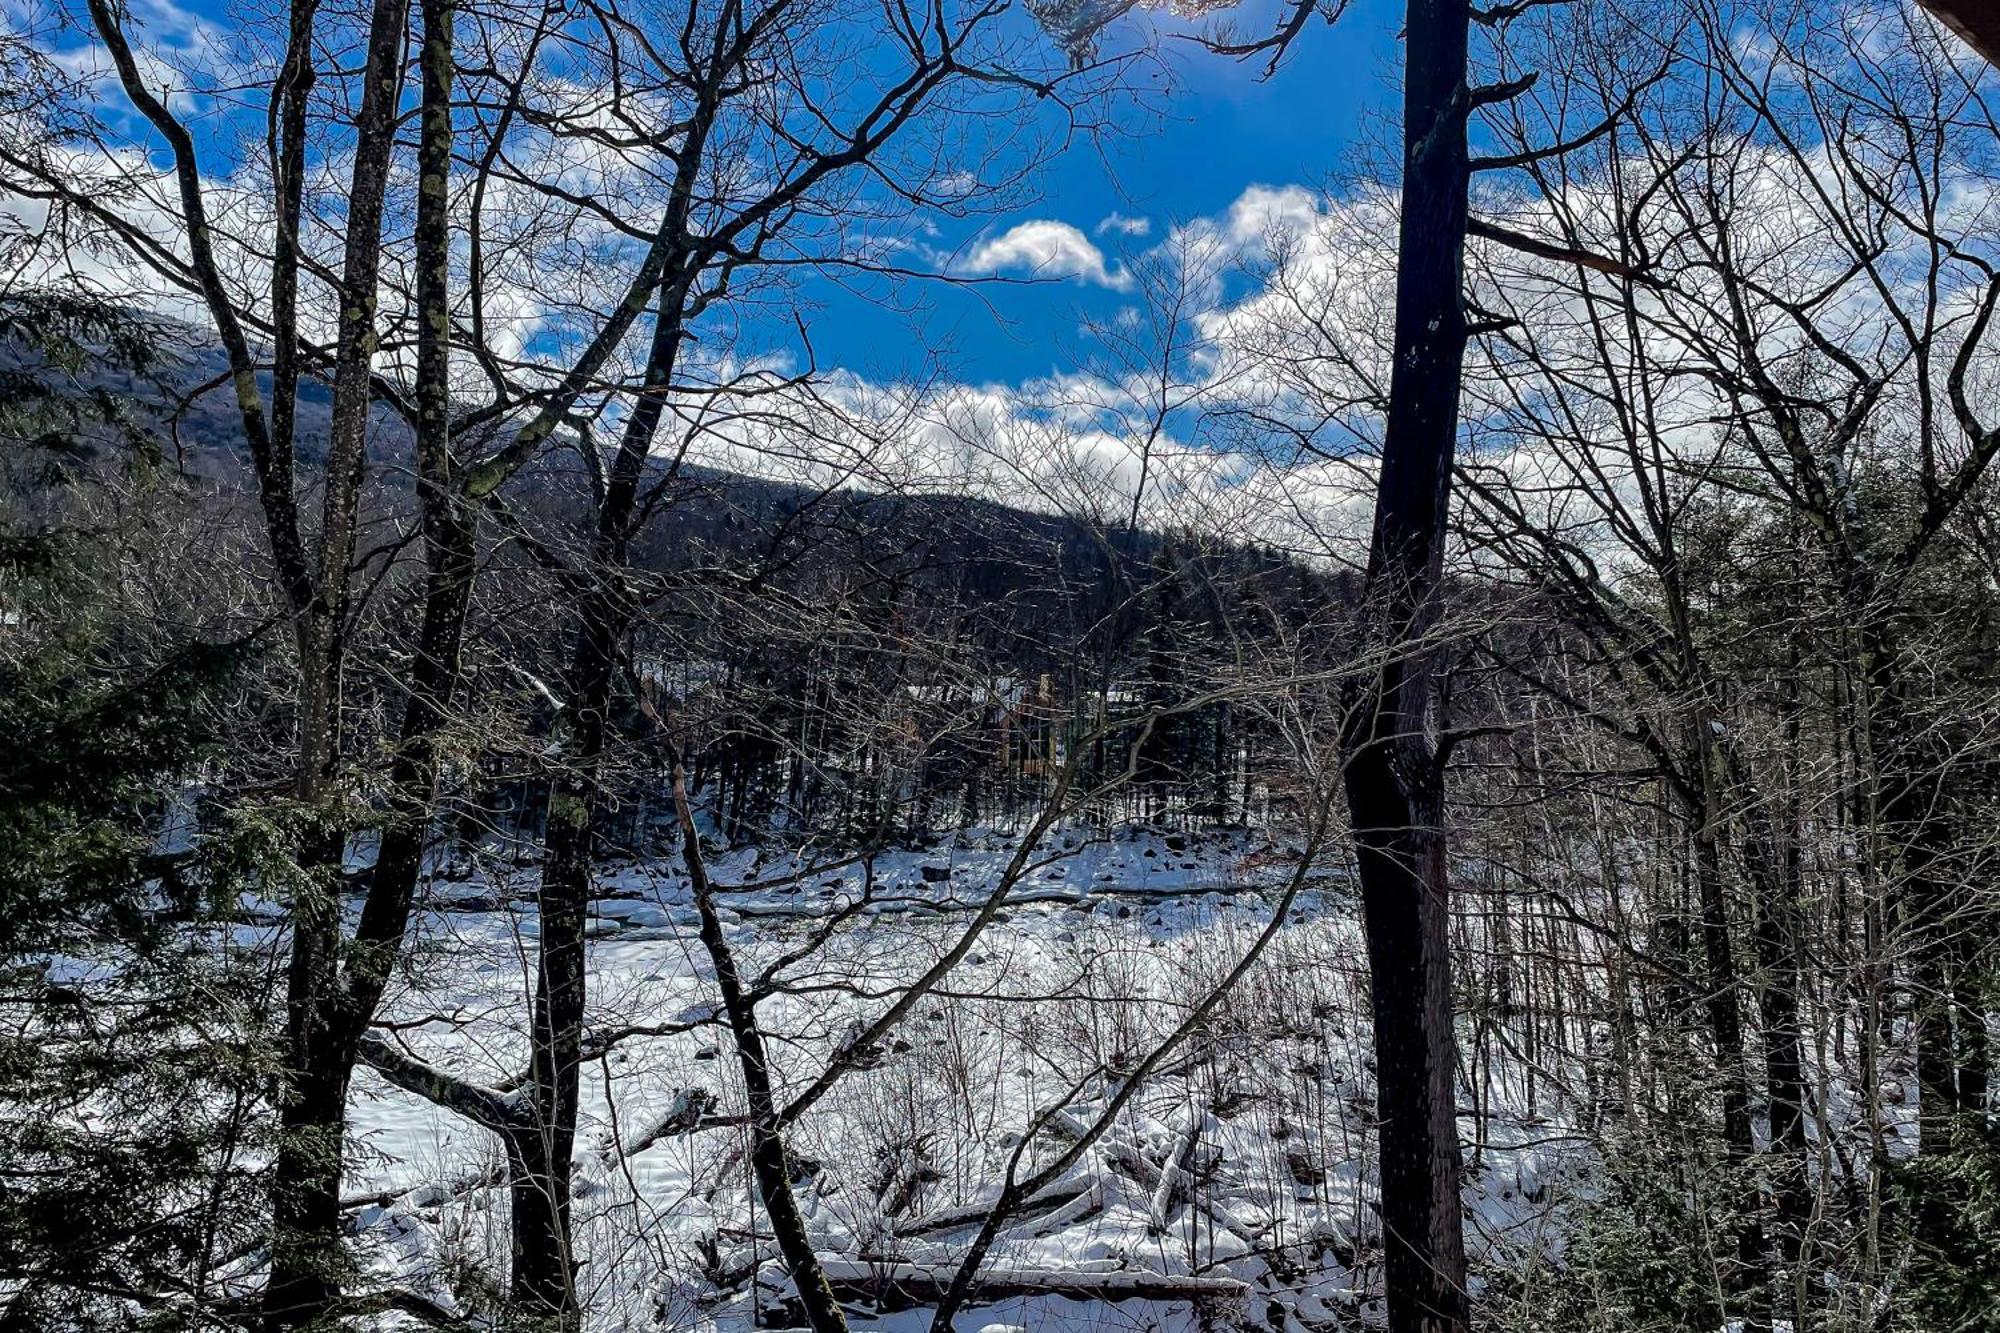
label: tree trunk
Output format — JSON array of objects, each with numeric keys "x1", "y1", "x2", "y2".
[
  {"x1": 1728, "y1": 748, "x2": 1811, "y2": 1319},
  {"x1": 262, "y1": 0, "x2": 414, "y2": 1320},
  {"x1": 1858, "y1": 618, "x2": 1963, "y2": 1153},
  {"x1": 675, "y1": 763, "x2": 848, "y2": 1333},
  {"x1": 293, "y1": 0, "x2": 413, "y2": 804},
  {"x1": 1689, "y1": 805, "x2": 1755, "y2": 1160},
  {"x1": 510, "y1": 635, "x2": 602, "y2": 1328},
  {"x1": 348, "y1": 0, "x2": 471, "y2": 1040},
  {"x1": 1684, "y1": 725, "x2": 1770, "y2": 1322},
  {"x1": 508, "y1": 255, "x2": 698, "y2": 1316},
  {"x1": 1338, "y1": 2, "x2": 1473, "y2": 1329},
  {"x1": 264, "y1": 1039, "x2": 354, "y2": 1330},
  {"x1": 262, "y1": 2, "x2": 446, "y2": 1317}
]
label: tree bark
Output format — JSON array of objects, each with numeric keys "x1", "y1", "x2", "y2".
[
  {"x1": 511, "y1": 655, "x2": 599, "y2": 1328},
  {"x1": 675, "y1": 762, "x2": 849, "y2": 1333},
  {"x1": 1679, "y1": 717, "x2": 1773, "y2": 1321},
  {"x1": 1337, "y1": 2, "x2": 1473, "y2": 1329},
  {"x1": 348, "y1": 0, "x2": 471, "y2": 1040},
  {"x1": 1726, "y1": 746, "x2": 1811, "y2": 1316},
  {"x1": 1856, "y1": 616, "x2": 1964, "y2": 1154},
  {"x1": 1688, "y1": 767, "x2": 1756, "y2": 1163},
  {"x1": 508, "y1": 256, "x2": 698, "y2": 1321},
  {"x1": 263, "y1": 0, "x2": 415, "y2": 1321}
]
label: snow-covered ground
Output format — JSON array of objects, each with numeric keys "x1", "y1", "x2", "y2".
[{"x1": 338, "y1": 825, "x2": 1590, "y2": 1331}]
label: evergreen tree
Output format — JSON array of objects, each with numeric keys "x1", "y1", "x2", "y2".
[{"x1": 0, "y1": 296, "x2": 274, "y2": 1330}]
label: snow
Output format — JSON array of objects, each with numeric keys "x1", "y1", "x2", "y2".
[{"x1": 336, "y1": 824, "x2": 1594, "y2": 1329}]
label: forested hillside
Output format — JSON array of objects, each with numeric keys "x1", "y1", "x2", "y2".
[{"x1": 2, "y1": 0, "x2": 1998, "y2": 1331}]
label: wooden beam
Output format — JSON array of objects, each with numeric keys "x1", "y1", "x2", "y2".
[{"x1": 1924, "y1": 0, "x2": 2000, "y2": 67}]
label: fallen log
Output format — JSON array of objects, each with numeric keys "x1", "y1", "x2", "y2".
[
  {"x1": 1019, "y1": 1177, "x2": 1106, "y2": 1238},
  {"x1": 340, "y1": 1161, "x2": 506, "y2": 1217},
  {"x1": 1039, "y1": 1108, "x2": 1265, "y2": 1247},
  {"x1": 895, "y1": 1174, "x2": 1095, "y2": 1237},
  {"x1": 1149, "y1": 1103, "x2": 1207, "y2": 1232},
  {"x1": 813, "y1": 1259, "x2": 1248, "y2": 1310}
]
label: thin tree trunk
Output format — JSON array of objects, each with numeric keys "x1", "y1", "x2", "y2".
[
  {"x1": 674, "y1": 762, "x2": 848, "y2": 1333},
  {"x1": 1727, "y1": 744, "x2": 1811, "y2": 1323},
  {"x1": 509, "y1": 612, "x2": 605, "y2": 1328},
  {"x1": 510, "y1": 245, "x2": 700, "y2": 1318},
  {"x1": 1858, "y1": 618, "x2": 1962, "y2": 1153},
  {"x1": 263, "y1": 0, "x2": 415, "y2": 1320},
  {"x1": 1683, "y1": 727, "x2": 1773, "y2": 1328},
  {"x1": 1689, "y1": 756, "x2": 1755, "y2": 1161},
  {"x1": 294, "y1": 0, "x2": 413, "y2": 802},
  {"x1": 348, "y1": 0, "x2": 471, "y2": 1035}
]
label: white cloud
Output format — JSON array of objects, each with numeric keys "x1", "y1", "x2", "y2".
[
  {"x1": 1219, "y1": 184, "x2": 1320, "y2": 248},
  {"x1": 1094, "y1": 212, "x2": 1151, "y2": 237},
  {"x1": 956, "y1": 219, "x2": 1133, "y2": 290}
]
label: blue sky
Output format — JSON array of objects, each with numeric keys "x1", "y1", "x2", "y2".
[
  {"x1": 805, "y1": 0, "x2": 1404, "y2": 388},
  {"x1": 15, "y1": 0, "x2": 1402, "y2": 429}
]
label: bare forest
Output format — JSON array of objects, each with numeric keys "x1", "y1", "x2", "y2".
[{"x1": 2, "y1": 0, "x2": 1998, "y2": 1330}]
